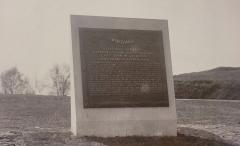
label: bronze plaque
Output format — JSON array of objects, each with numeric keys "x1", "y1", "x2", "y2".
[{"x1": 79, "y1": 28, "x2": 169, "y2": 108}]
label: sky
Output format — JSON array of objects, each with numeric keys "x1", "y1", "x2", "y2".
[{"x1": 0, "y1": 0, "x2": 240, "y2": 82}]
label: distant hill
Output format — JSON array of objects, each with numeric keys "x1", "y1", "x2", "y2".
[{"x1": 174, "y1": 67, "x2": 240, "y2": 100}]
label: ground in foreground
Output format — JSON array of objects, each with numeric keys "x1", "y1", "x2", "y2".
[
  {"x1": 0, "y1": 130, "x2": 235, "y2": 146},
  {"x1": 0, "y1": 95, "x2": 240, "y2": 145}
]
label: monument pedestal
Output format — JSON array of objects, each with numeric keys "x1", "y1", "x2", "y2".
[
  {"x1": 75, "y1": 118, "x2": 176, "y2": 137},
  {"x1": 70, "y1": 15, "x2": 177, "y2": 137}
]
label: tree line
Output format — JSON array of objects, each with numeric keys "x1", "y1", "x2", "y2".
[{"x1": 0, "y1": 64, "x2": 70, "y2": 96}]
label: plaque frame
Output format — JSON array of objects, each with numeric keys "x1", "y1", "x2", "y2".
[{"x1": 78, "y1": 28, "x2": 169, "y2": 108}]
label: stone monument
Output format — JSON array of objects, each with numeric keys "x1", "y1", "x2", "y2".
[{"x1": 70, "y1": 15, "x2": 177, "y2": 137}]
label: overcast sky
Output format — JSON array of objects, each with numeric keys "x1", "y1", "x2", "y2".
[{"x1": 0, "y1": 0, "x2": 240, "y2": 81}]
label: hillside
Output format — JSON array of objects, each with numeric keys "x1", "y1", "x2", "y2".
[{"x1": 174, "y1": 67, "x2": 240, "y2": 100}]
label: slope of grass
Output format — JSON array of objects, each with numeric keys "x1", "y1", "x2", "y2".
[{"x1": 174, "y1": 67, "x2": 240, "y2": 100}]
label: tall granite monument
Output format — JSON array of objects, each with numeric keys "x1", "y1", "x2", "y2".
[{"x1": 70, "y1": 15, "x2": 177, "y2": 136}]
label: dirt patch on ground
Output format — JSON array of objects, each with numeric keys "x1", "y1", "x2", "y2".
[{"x1": 86, "y1": 134, "x2": 234, "y2": 146}]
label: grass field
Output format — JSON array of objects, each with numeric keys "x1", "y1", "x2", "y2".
[
  {"x1": 177, "y1": 99, "x2": 240, "y2": 126},
  {"x1": 0, "y1": 94, "x2": 70, "y2": 131},
  {"x1": 0, "y1": 94, "x2": 239, "y2": 146}
]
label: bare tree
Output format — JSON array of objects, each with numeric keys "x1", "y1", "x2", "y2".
[
  {"x1": 24, "y1": 78, "x2": 35, "y2": 95},
  {"x1": 34, "y1": 78, "x2": 48, "y2": 95},
  {"x1": 49, "y1": 64, "x2": 70, "y2": 96},
  {"x1": 0, "y1": 67, "x2": 34, "y2": 94}
]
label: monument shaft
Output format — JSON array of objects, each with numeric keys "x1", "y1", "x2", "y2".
[{"x1": 70, "y1": 15, "x2": 177, "y2": 136}]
